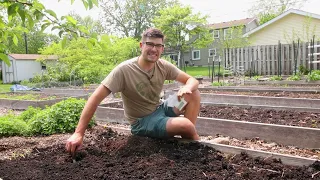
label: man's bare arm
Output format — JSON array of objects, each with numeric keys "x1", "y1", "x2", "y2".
[{"x1": 75, "y1": 84, "x2": 112, "y2": 135}]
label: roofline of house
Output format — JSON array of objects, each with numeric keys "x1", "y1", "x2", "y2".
[
  {"x1": 209, "y1": 17, "x2": 257, "y2": 30},
  {"x1": 243, "y1": 9, "x2": 320, "y2": 37},
  {"x1": 8, "y1": 54, "x2": 58, "y2": 60}
]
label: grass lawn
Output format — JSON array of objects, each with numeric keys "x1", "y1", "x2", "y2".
[
  {"x1": 179, "y1": 66, "x2": 223, "y2": 77},
  {"x1": 0, "y1": 84, "x2": 12, "y2": 93}
]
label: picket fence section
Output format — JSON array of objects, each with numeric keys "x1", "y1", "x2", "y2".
[{"x1": 223, "y1": 42, "x2": 320, "y2": 76}]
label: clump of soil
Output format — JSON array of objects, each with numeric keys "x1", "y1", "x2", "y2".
[{"x1": 0, "y1": 126, "x2": 319, "y2": 180}]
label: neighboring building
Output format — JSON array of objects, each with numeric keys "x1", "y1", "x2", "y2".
[
  {"x1": 183, "y1": 18, "x2": 258, "y2": 67},
  {"x1": 243, "y1": 9, "x2": 320, "y2": 46},
  {"x1": 1, "y1": 54, "x2": 57, "y2": 83}
]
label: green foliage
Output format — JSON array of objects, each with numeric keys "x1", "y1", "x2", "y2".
[
  {"x1": 39, "y1": 36, "x2": 139, "y2": 84},
  {"x1": 212, "y1": 81, "x2": 223, "y2": 86},
  {"x1": 0, "y1": 113, "x2": 30, "y2": 137},
  {"x1": 258, "y1": 12, "x2": 278, "y2": 25},
  {"x1": 269, "y1": 75, "x2": 283, "y2": 81},
  {"x1": 0, "y1": 0, "x2": 98, "y2": 65},
  {"x1": 307, "y1": 70, "x2": 320, "y2": 81},
  {"x1": 286, "y1": 74, "x2": 301, "y2": 81},
  {"x1": 153, "y1": 4, "x2": 213, "y2": 51},
  {"x1": 7, "y1": 26, "x2": 59, "y2": 54},
  {"x1": 100, "y1": 0, "x2": 177, "y2": 39},
  {"x1": 212, "y1": 81, "x2": 231, "y2": 86},
  {"x1": 216, "y1": 25, "x2": 250, "y2": 57},
  {"x1": 17, "y1": 106, "x2": 41, "y2": 122},
  {"x1": 0, "y1": 93, "x2": 57, "y2": 100},
  {"x1": 252, "y1": 75, "x2": 262, "y2": 81},
  {"x1": 298, "y1": 65, "x2": 310, "y2": 75},
  {"x1": 161, "y1": 55, "x2": 177, "y2": 66},
  {"x1": 28, "y1": 98, "x2": 95, "y2": 135}
]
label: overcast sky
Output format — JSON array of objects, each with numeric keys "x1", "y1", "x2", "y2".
[{"x1": 40, "y1": 0, "x2": 320, "y2": 23}]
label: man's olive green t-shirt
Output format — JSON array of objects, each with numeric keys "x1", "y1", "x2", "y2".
[{"x1": 101, "y1": 57, "x2": 180, "y2": 124}]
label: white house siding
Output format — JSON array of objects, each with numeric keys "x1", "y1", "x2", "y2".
[
  {"x1": 16, "y1": 60, "x2": 42, "y2": 82},
  {"x1": 249, "y1": 13, "x2": 320, "y2": 46},
  {"x1": 1, "y1": 56, "x2": 17, "y2": 83}
]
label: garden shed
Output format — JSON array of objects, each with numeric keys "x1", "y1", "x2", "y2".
[{"x1": 1, "y1": 54, "x2": 57, "y2": 84}]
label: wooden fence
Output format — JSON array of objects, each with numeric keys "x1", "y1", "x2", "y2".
[{"x1": 223, "y1": 41, "x2": 320, "y2": 75}]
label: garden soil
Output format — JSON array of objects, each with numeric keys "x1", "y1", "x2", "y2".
[{"x1": 0, "y1": 126, "x2": 319, "y2": 180}]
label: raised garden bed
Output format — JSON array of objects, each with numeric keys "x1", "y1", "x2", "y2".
[
  {"x1": 199, "y1": 89, "x2": 320, "y2": 99},
  {"x1": 103, "y1": 102, "x2": 320, "y2": 129},
  {"x1": 0, "y1": 126, "x2": 319, "y2": 179},
  {"x1": 0, "y1": 92, "x2": 88, "y2": 110},
  {"x1": 96, "y1": 101, "x2": 320, "y2": 149},
  {"x1": 244, "y1": 80, "x2": 320, "y2": 86}
]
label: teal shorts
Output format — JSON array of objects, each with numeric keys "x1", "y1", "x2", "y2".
[{"x1": 131, "y1": 100, "x2": 178, "y2": 138}]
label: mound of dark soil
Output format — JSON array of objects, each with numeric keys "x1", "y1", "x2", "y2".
[{"x1": 0, "y1": 126, "x2": 319, "y2": 180}]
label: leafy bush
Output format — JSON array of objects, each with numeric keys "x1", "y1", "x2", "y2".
[
  {"x1": 269, "y1": 76, "x2": 282, "y2": 81},
  {"x1": 28, "y1": 98, "x2": 95, "y2": 135},
  {"x1": 0, "y1": 114, "x2": 30, "y2": 137},
  {"x1": 299, "y1": 65, "x2": 310, "y2": 75},
  {"x1": 18, "y1": 106, "x2": 41, "y2": 122},
  {"x1": 286, "y1": 74, "x2": 301, "y2": 81},
  {"x1": 252, "y1": 75, "x2": 262, "y2": 81},
  {"x1": 212, "y1": 81, "x2": 223, "y2": 86},
  {"x1": 212, "y1": 81, "x2": 232, "y2": 86},
  {"x1": 307, "y1": 70, "x2": 320, "y2": 81}
]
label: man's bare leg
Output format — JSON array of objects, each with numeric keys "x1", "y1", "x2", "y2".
[{"x1": 166, "y1": 90, "x2": 201, "y2": 140}]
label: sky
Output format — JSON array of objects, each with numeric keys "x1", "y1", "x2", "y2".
[{"x1": 40, "y1": 0, "x2": 320, "y2": 24}]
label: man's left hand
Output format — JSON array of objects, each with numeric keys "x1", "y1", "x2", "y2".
[{"x1": 177, "y1": 86, "x2": 192, "y2": 100}]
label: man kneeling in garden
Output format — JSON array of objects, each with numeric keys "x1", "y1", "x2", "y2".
[{"x1": 66, "y1": 28, "x2": 201, "y2": 155}]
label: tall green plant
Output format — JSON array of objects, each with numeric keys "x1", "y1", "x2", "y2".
[
  {"x1": 28, "y1": 98, "x2": 95, "y2": 135},
  {"x1": 0, "y1": 0, "x2": 98, "y2": 65}
]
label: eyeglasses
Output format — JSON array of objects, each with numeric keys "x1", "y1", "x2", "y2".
[{"x1": 143, "y1": 42, "x2": 164, "y2": 49}]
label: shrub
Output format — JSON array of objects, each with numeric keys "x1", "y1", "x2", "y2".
[
  {"x1": 18, "y1": 106, "x2": 42, "y2": 122},
  {"x1": 28, "y1": 98, "x2": 95, "y2": 135},
  {"x1": 0, "y1": 114, "x2": 30, "y2": 137},
  {"x1": 299, "y1": 65, "x2": 310, "y2": 75},
  {"x1": 269, "y1": 76, "x2": 282, "y2": 81},
  {"x1": 252, "y1": 75, "x2": 262, "y2": 81},
  {"x1": 286, "y1": 74, "x2": 301, "y2": 81},
  {"x1": 307, "y1": 70, "x2": 320, "y2": 81}
]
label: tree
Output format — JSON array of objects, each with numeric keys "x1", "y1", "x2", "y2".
[
  {"x1": 69, "y1": 12, "x2": 106, "y2": 36},
  {"x1": 258, "y1": 12, "x2": 278, "y2": 25},
  {"x1": 153, "y1": 4, "x2": 213, "y2": 52},
  {"x1": 100, "y1": 0, "x2": 178, "y2": 39},
  {"x1": 215, "y1": 25, "x2": 250, "y2": 66},
  {"x1": 0, "y1": 0, "x2": 98, "y2": 65},
  {"x1": 249, "y1": 0, "x2": 309, "y2": 24},
  {"x1": 39, "y1": 36, "x2": 139, "y2": 83},
  {"x1": 7, "y1": 24, "x2": 59, "y2": 54}
]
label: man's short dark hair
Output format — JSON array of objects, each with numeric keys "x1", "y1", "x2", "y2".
[{"x1": 141, "y1": 28, "x2": 164, "y2": 42}]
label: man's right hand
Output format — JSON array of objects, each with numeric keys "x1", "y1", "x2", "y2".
[{"x1": 65, "y1": 132, "x2": 84, "y2": 156}]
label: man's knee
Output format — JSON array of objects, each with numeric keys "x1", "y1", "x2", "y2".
[
  {"x1": 166, "y1": 117, "x2": 196, "y2": 135},
  {"x1": 183, "y1": 89, "x2": 200, "y2": 102}
]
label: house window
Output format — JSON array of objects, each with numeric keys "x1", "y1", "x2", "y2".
[
  {"x1": 213, "y1": 30, "x2": 219, "y2": 38},
  {"x1": 192, "y1": 50, "x2": 200, "y2": 60},
  {"x1": 224, "y1": 28, "x2": 232, "y2": 40},
  {"x1": 209, "y1": 49, "x2": 216, "y2": 57}
]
